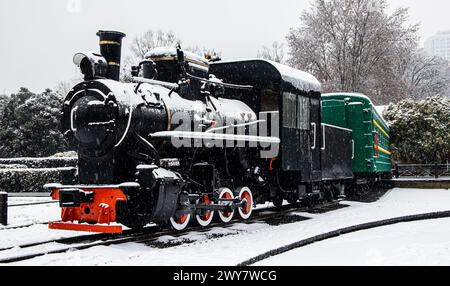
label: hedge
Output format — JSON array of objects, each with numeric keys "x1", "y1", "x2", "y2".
[
  {"x1": 0, "y1": 164, "x2": 28, "y2": 169},
  {"x1": 0, "y1": 167, "x2": 77, "y2": 193},
  {"x1": 0, "y1": 157, "x2": 77, "y2": 169}
]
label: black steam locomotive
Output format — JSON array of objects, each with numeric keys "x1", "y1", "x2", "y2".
[{"x1": 47, "y1": 30, "x2": 355, "y2": 233}]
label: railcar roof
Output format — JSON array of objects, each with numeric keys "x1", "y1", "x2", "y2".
[
  {"x1": 322, "y1": 93, "x2": 374, "y2": 105},
  {"x1": 211, "y1": 59, "x2": 322, "y2": 93},
  {"x1": 322, "y1": 92, "x2": 390, "y2": 131}
]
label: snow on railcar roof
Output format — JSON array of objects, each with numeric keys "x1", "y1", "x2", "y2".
[
  {"x1": 322, "y1": 92, "x2": 375, "y2": 105},
  {"x1": 215, "y1": 58, "x2": 322, "y2": 92},
  {"x1": 270, "y1": 59, "x2": 321, "y2": 92},
  {"x1": 374, "y1": 105, "x2": 388, "y2": 116},
  {"x1": 323, "y1": 92, "x2": 389, "y2": 124}
]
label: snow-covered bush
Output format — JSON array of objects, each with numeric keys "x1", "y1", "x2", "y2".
[
  {"x1": 0, "y1": 164, "x2": 28, "y2": 169},
  {"x1": 0, "y1": 167, "x2": 77, "y2": 193},
  {"x1": 51, "y1": 151, "x2": 77, "y2": 158},
  {"x1": 384, "y1": 96, "x2": 450, "y2": 163},
  {"x1": 0, "y1": 156, "x2": 78, "y2": 192},
  {"x1": 0, "y1": 88, "x2": 68, "y2": 158},
  {"x1": 0, "y1": 157, "x2": 77, "y2": 169}
]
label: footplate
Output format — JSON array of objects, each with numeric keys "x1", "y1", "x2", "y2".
[{"x1": 48, "y1": 222, "x2": 123, "y2": 234}]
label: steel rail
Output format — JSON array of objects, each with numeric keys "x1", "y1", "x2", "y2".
[{"x1": 8, "y1": 201, "x2": 58, "y2": 208}]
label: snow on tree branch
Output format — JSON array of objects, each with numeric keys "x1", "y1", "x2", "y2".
[
  {"x1": 285, "y1": 0, "x2": 448, "y2": 104},
  {"x1": 257, "y1": 41, "x2": 286, "y2": 64}
]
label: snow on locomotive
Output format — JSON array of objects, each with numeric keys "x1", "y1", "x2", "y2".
[{"x1": 46, "y1": 30, "x2": 390, "y2": 233}]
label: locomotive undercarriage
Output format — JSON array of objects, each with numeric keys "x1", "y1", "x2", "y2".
[
  {"x1": 47, "y1": 130, "x2": 378, "y2": 234},
  {"x1": 48, "y1": 145, "x2": 262, "y2": 233},
  {"x1": 47, "y1": 146, "x2": 378, "y2": 234}
]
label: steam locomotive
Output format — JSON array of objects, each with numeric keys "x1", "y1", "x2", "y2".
[{"x1": 46, "y1": 30, "x2": 391, "y2": 233}]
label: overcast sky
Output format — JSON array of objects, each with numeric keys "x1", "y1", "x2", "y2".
[{"x1": 0, "y1": 0, "x2": 449, "y2": 94}]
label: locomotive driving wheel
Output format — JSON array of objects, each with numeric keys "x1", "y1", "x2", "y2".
[
  {"x1": 218, "y1": 188, "x2": 235, "y2": 223},
  {"x1": 237, "y1": 187, "x2": 254, "y2": 220},
  {"x1": 169, "y1": 213, "x2": 191, "y2": 231},
  {"x1": 195, "y1": 195, "x2": 214, "y2": 227}
]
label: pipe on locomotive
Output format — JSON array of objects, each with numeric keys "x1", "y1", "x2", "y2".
[
  {"x1": 73, "y1": 30, "x2": 126, "y2": 81},
  {"x1": 97, "y1": 30, "x2": 126, "y2": 81}
]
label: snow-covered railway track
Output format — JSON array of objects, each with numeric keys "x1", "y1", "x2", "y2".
[
  {"x1": 1, "y1": 221, "x2": 52, "y2": 231},
  {"x1": 238, "y1": 210, "x2": 450, "y2": 266},
  {"x1": 0, "y1": 201, "x2": 342, "y2": 264},
  {"x1": 9, "y1": 201, "x2": 58, "y2": 207},
  {"x1": 0, "y1": 224, "x2": 161, "y2": 253}
]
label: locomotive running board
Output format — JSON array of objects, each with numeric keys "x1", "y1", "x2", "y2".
[
  {"x1": 150, "y1": 131, "x2": 280, "y2": 144},
  {"x1": 48, "y1": 222, "x2": 123, "y2": 234}
]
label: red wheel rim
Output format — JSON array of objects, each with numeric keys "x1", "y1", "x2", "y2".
[
  {"x1": 177, "y1": 214, "x2": 188, "y2": 225},
  {"x1": 200, "y1": 195, "x2": 213, "y2": 221},
  {"x1": 241, "y1": 191, "x2": 252, "y2": 215},
  {"x1": 222, "y1": 192, "x2": 233, "y2": 218}
]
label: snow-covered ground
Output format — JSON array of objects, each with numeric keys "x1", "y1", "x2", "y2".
[
  {"x1": 0, "y1": 197, "x2": 91, "y2": 250},
  {"x1": 257, "y1": 217, "x2": 450, "y2": 266},
  {"x1": 393, "y1": 176, "x2": 450, "y2": 181},
  {"x1": 8, "y1": 196, "x2": 53, "y2": 206},
  {"x1": 1, "y1": 188, "x2": 450, "y2": 266},
  {"x1": 2, "y1": 198, "x2": 58, "y2": 228}
]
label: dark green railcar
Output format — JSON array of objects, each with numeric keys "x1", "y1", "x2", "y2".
[{"x1": 321, "y1": 93, "x2": 392, "y2": 177}]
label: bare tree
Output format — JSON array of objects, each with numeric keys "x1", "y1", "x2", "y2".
[
  {"x1": 126, "y1": 30, "x2": 180, "y2": 67},
  {"x1": 257, "y1": 41, "x2": 286, "y2": 63},
  {"x1": 186, "y1": 45, "x2": 222, "y2": 61},
  {"x1": 287, "y1": 0, "x2": 419, "y2": 104},
  {"x1": 403, "y1": 51, "x2": 450, "y2": 99},
  {"x1": 54, "y1": 77, "x2": 83, "y2": 97},
  {"x1": 121, "y1": 30, "x2": 180, "y2": 81}
]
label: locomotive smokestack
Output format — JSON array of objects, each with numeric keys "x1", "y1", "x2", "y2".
[{"x1": 96, "y1": 30, "x2": 126, "y2": 81}]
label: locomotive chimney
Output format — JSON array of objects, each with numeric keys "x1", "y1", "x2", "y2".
[{"x1": 96, "y1": 30, "x2": 126, "y2": 81}]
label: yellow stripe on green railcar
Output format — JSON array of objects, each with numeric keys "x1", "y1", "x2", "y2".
[{"x1": 373, "y1": 119, "x2": 390, "y2": 138}]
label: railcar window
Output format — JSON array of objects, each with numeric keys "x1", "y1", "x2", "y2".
[
  {"x1": 261, "y1": 89, "x2": 279, "y2": 112},
  {"x1": 283, "y1": 92, "x2": 297, "y2": 128},
  {"x1": 297, "y1": 96, "x2": 310, "y2": 130},
  {"x1": 283, "y1": 93, "x2": 311, "y2": 130}
]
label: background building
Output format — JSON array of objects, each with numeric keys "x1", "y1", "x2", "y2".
[{"x1": 424, "y1": 31, "x2": 450, "y2": 61}]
